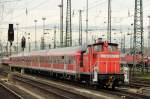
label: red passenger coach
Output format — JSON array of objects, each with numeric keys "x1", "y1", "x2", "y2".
[{"x1": 9, "y1": 41, "x2": 124, "y2": 89}]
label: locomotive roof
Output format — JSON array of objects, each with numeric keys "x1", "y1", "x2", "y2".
[
  {"x1": 46, "y1": 46, "x2": 84, "y2": 56},
  {"x1": 88, "y1": 42, "x2": 118, "y2": 46}
]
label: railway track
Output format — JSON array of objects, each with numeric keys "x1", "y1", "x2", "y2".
[
  {"x1": 11, "y1": 73, "x2": 150, "y2": 99},
  {"x1": 107, "y1": 88, "x2": 150, "y2": 99},
  {"x1": 129, "y1": 82, "x2": 150, "y2": 88},
  {"x1": 129, "y1": 78, "x2": 150, "y2": 88},
  {"x1": 12, "y1": 74, "x2": 91, "y2": 99},
  {"x1": 0, "y1": 65, "x2": 149, "y2": 99},
  {"x1": 0, "y1": 82, "x2": 23, "y2": 99}
]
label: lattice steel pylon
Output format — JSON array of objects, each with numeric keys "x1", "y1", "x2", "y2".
[
  {"x1": 148, "y1": 16, "x2": 150, "y2": 50},
  {"x1": 133, "y1": 0, "x2": 144, "y2": 74},
  {"x1": 107, "y1": 0, "x2": 111, "y2": 43},
  {"x1": 79, "y1": 10, "x2": 83, "y2": 45},
  {"x1": 65, "y1": 0, "x2": 72, "y2": 47}
]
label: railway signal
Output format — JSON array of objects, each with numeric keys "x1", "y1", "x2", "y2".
[
  {"x1": 8, "y1": 24, "x2": 14, "y2": 56},
  {"x1": 8, "y1": 24, "x2": 14, "y2": 45}
]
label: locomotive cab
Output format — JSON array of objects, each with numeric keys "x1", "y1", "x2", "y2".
[
  {"x1": 95, "y1": 42, "x2": 123, "y2": 88},
  {"x1": 80, "y1": 41, "x2": 124, "y2": 89}
]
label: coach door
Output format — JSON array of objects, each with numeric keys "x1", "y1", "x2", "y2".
[
  {"x1": 84, "y1": 47, "x2": 91, "y2": 72},
  {"x1": 63, "y1": 56, "x2": 68, "y2": 77}
]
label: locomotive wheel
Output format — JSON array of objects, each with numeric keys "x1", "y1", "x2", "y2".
[
  {"x1": 112, "y1": 83, "x2": 116, "y2": 90},
  {"x1": 105, "y1": 85, "x2": 109, "y2": 89}
]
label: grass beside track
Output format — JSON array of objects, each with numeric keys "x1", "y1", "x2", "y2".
[{"x1": 135, "y1": 72, "x2": 150, "y2": 80}]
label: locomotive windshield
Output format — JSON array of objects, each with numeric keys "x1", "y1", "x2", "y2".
[
  {"x1": 108, "y1": 45, "x2": 118, "y2": 51},
  {"x1": 94, "y1": 45, "x2": 102, "y2": 52}
]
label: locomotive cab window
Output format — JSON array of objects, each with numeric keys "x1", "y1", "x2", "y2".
[
  {"x1": 94, "y1": 44, "x2": 102, "y2": 52},
  {"x1": 85, "y1": 48, "x2": 89, "y2": 54},
  {"x1": 108, "y1": 45, "x2": 118, "y2": 51}
]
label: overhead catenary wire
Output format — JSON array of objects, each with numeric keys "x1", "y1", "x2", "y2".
[{"x1": 2, "y1": 0, "x2": 50, "y2": 22}]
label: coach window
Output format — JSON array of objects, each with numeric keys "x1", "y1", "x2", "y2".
[
  {"x1": 53, "y1": 56, "x2": 55, "y2": 64},
  {"x1": 51, "y1": 56, "x2": 53, "y2": 63},
  {"x1": 42, "y1": 56, "x2": 44, "y2": 63},
  {"x1": 65, "y1": 56, "x2": 68, "y2": 64},
  {"x1": 59, "y1": 56, "x2": 61, "y2": 64},
  {"x1": 41, "y1": 56, "x2": 44, "y2": 63},
  {"x1": 53, "y1": 57, "x2": 55, "y2": 63},
  {"x1": 35, "y1": 56, "x2": 36, "y2": 62},
  {"x1": 31, "y1": 57, "x2": 33, "y2": 62},
  {"x1": 35, "y1": 56, "x2": 37, "y2": 62},
  {"x1": 55, "y1": 56, "x2": 57, "y2": 63},
  {"x1": 59, "y1": 56, "x2": 61, "y2": 63},
  {"x1": 37, "y1": 56, "x2": 39, "y2": 62},
  {"x1": 28, "y1": 57, "x2": 30, "y2": 62},
  {"x1": 45, "y1": 56, "x2": 47, "y2": 63},
  {"x1": 69, "y1": 56, "x2": 72, "y2": 64},
  {"x1": 52, "y1": 56, "x2": 54, "y2": 63},
  {"x1": 50, "y1": 56, "x2": 52, "y2": 63},
  {"x1": 33, "y1": 57, "x2": 34, "y2": 62},
  {"x1": 68, "y1": 56, "x2": 71, "y2": 64},
  {"x1": 47, "y1": 56, "x2": 49, "y2": 63},
  {"x1": 27, "y1": 57, "x2": 28, "y2": 62},
  {"x1": 33, "y1": 57, "x2": 35, "y2": 62},
  {"x1": 56, "y1": 56, "x2": 58, "y2": 63},
  {"x1": 48, "y1": 56, "x2": 50, "y2": 63},
  {"x1": 53, "y1": 57, "x2": 54, "y2": 63},
  {"x1": 42, "y1": 56, "x2": 44, "y2": 62},
  {"x1": 32, "y1": 57, "x2": 34, "y2": 62},
  {"x1": 62, "y1": 56, "x2": 64, "y2": 60},
  {"x1": 57, "y1": 56, "x2": 59, "y2": 63},
  {"x1": 54, "y1": 56, "x2": 56, "y2": 63},
  {"x1": 57, "y1": 56, "x2": 59, "y2": 64},
  {"x1": 39, "y1": 56, "x2": 41, "y2": 63},
  {"x1": 51, "y1": 56, "x2": 52, "y2": 63},
  {"x1": 32, "y1": 56, "x2": 35, "y2": 62},
  {"x1": 36, "y1": 57, "x2": 38, "y2": 62},
  {"x1": 72, "y1": 56, "x2": 75, "y2": 64}
]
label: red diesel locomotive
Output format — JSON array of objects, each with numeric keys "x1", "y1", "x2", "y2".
[{"x1": 9, "y1": 41, "x2": 124, "y2": 89}]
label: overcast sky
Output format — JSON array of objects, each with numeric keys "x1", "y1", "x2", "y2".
[{"x1": 0, "y1": 0, "x2": 150, "y2": 48}]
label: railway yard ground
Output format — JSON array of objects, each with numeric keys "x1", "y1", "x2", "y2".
[
  {"x1": 128, "y1": 74, "x2": 150, "y2": 97},
  {"x1": 0, "y1": 64, "x2": 150, "y2": 99}
]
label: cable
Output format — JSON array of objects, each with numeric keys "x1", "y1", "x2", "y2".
[
  {"x1": 81, "y1": 0, "x2": 106, "y2": 11},
  {"x1": 3, "y1": 0, "x2": 50, "y2": 21},
  {"x1": 88, "y1": 1, "x2": 106, "y2": 10},
  {"x1": 90, "y1": 0, "x2": 105, "y2": 5}
]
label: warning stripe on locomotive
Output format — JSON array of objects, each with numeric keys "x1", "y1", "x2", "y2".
[{"x1": 99, "y1": 54, "x2": 120, "y2": 58}]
